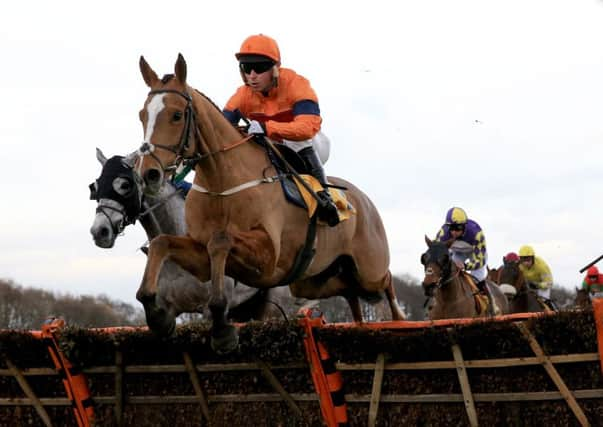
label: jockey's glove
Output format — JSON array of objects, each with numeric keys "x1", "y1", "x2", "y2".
[{"x1": 247, "y1": 120, "x2": 266, "y2": 136}]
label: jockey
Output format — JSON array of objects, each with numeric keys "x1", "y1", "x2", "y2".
[
  {"x1": 435, "y1": 207, "x2": 490, "y2": 296},
  {"x1": 518, "y1": 245, "x2": 554, "y2": 301},
  {"x1": 582, "y1": 265, "x2": 603, "y2": 295},
  {"x1": 223, "y1": 34, "x2": 339, "y2": 226}
]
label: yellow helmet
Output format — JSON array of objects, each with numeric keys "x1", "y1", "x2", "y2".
[{"x1": 518, "y1": 245, "x2": 535, "y2": 257}]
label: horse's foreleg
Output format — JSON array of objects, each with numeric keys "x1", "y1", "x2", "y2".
[
  {"x1": 383, "y1": 270, "x2": 406, "y2": 320},
  {"x1": 136, "y1": 234, "x2": 210, "y2": 336},
  {"x1": 344, "y1": 294, "x2": 363, "y2": 322},
  {"x1": 207, "y1": 231, "x2": 238, "y2": 353}
]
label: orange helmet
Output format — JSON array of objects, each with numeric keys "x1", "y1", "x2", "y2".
[{"x1": 236, "y1": 34, "x2": 281, "y2": 65}]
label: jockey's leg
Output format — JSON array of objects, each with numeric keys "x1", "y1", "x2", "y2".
[
  {"x1": 297, "y1": 146, "x2": 340, "y2": 226},
  {"x1": 473, "y1": 265, "x2": 495, "y2": 315},
  {"x1": 536, "y1": 287, "x2": 557, "y2": 311}
]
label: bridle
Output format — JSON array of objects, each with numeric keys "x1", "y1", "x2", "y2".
[
  {"x1": 137, "y1": 88, "x2": 275, "y2": 197},
  {"x1": 95, "y1": 202, "x2": 132, "y2": 236},
  {"x1": 422, "y1": 251, "x2": 457, "y2": 295},
  {"x1": 498, "y1": 262, "x2": 525, "y2": 298},
  {"x1": 137, "y1": 89, "x2": 255, "y2": 176},
  {"x1": 138, "y1": 89, "x2": 202, "y2": 175}
]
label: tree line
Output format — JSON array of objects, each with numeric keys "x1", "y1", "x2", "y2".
[
  {"x1": 0, "y1": 276, "x2": 579, "y2": 329},
  {"x1": 0, "y1": 279, "x2": 144, "y2": 329}
]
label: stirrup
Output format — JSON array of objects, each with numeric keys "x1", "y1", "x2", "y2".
[{"x1": 317, "y1": 191, "x2": 340, "y2": 226}]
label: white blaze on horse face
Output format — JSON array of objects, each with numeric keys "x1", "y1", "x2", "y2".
[{"x1": 144, "y1": 93, "x2": 167, "y2": 145}]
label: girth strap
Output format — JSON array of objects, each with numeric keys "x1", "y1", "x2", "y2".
[
  {"x1": 277, "y1": 213, "x2": 318, "y2": 286},
  {"x1": 190, "y1": 175, "x2": 281, "y2": 197}
]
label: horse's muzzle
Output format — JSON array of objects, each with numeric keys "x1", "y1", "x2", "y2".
[{"x1": 143, "y1": 168, "x2": 163, "y2": 194}]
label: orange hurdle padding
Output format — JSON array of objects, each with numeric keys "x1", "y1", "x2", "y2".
[
  {"x1": 41, "y1": 317, "x2": 94, "y2": 427},
  {"x1": 317, "y1": 341, "x2": 348, "y2": 425},
  {"x1": 593, "y1": 298, "x2": 603, "y2": 375},
  {"x1": 299, "y1": 308, "x2": 349, "y2": 427}
]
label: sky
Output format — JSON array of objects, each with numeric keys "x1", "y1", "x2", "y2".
[{"x1": 1, "y1": 0, "x2": 602, "y2": 307}]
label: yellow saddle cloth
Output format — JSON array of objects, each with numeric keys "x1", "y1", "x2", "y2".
[
  {"x1": 293, "y1": 175, "x2": 356, "y2": 223},
  {"x1": 461, "y1": 272, "x2": 490, "y2": 316}
]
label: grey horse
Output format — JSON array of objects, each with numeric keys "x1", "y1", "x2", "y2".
[{"x1": 90, "y1": 148, "x2": 306, "y2": 335}]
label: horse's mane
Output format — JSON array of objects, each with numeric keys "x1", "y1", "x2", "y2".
[{"x1": 159, "y1": 73, "x2": 244, "y2": 136}]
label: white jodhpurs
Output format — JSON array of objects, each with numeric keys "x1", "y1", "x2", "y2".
[
  {"x1": 279, "y1": 132, "x2": 331, "y2": 164},
  {"x1": 536, "y1": 288, "x2": 551, "y2": 299},
  {"x1": 451, "y1": 249, "x2": 488, "y2": 281}
]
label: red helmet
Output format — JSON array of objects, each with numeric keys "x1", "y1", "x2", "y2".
[
  {"x1": 504, "y1": 252, "x2": 520, "y2": 263},
  {"x1": 236, "y1": 34, "x2": 281, "y2": 64},
  {"x1": 587, "y1": 266, "x2": 599, "y2": 276}
]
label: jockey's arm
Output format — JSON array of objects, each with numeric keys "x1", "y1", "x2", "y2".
[
  {"x1": 535, "y1": 258, "x2": 554, "y2": 289},
  {"x1": 265, "y1": 108, "x2": 322, "y2": 141},
  {"x1": 464, "y1": 231, "x2": 486, "y2": 270}
]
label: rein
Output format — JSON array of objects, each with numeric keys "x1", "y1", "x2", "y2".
[{"x1": 138, "y1": 88, "x2": 273, "y2": 197}]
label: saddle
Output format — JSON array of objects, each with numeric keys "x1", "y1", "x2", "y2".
[
  {"x1": 461, "y1": 272, "x2": 497, "y2": 316},
  {"x1": 261, "y1": 141, "x2": 355, "y2": 224}
]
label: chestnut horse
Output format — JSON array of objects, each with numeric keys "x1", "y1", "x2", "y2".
[
  {"x1": 89, "y1": 148, "x2": 302, "y2": 331},
  {"x1": 421, "y1": 237, "x2": 508, "y2": 319},
  {"x1": 488, "y1": 262, "x2": 553, "y2": 313},
  {"x1": 134, "y1": 54, "x2": 405, "y2": 351}
]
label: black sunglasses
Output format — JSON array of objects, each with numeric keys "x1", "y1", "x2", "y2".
[
  {"x1": 449, "y1": 224, "x2": 465, "y2": 232},
  {"x1": 239, "y1": 61, "x2": 274, "y2": 74}
]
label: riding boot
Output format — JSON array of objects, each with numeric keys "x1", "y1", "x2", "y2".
[
  {"x1": 545, "y1": 298, "x2": 559, "y2": 312},
  {"x1": 298, "y1": 146, "x2": 340, "y2": 226},
  {"x1": 477, "y1": 279, "x2": 494, "y2": 316}
]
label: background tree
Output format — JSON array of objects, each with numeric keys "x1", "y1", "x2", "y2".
[{"x1": 0, "y1": 279, "x2": 145, "y2": 329}]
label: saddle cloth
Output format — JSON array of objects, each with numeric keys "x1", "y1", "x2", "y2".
[
  {"x1": 293, "y1": 174, "x2": 356, "y2": 223},
  {"x1": 461, "y1": 272, "x2": 499, "y2": 316}
]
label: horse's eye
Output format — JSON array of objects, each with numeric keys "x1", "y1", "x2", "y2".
[
  {"x1": 113, "y1": 178, "x2": 133, "y2": 196},
  {"x1": 172, "y1": 111, "x2": 183, "y2": 122}
]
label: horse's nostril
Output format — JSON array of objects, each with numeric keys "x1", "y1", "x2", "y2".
[
  {"x1": 99, "y1": 227, "x2": 110, "y2": 238},
  {"x1": 144, "y1": 169, "x2": 161, "y2": 185}
]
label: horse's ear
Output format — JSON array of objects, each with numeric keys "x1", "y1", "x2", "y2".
[
  {"x1": 175, "y1": 53, "x2": 187, "y2": 84},
  {"x1": 139, "y1": 55, "x2": 159, "y2": 88},
  {"x1": 96, "y1": 147, "x2": 107, "y2": 166},
  {"x1": 424, "y1": 235, "x2": 432, "y2": 247},
  {"x1": 444, "y1": 238, "x2": 455, "y2": 248}
]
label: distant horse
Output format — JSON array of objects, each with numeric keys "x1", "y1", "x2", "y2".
[
  {"x1": 574, "y1": 288, "x2": 591, "y2": 310},
  {"x1": 133, "y1": 54, "x2": 405, "y2": 352},
  {"x1": 489, "y1": 262, "x2": 553, "y2": 313},
  {"x1": 89, "y1": 148, "x2": 299, "y2": 331},
  {"x1": 421, "y1": 237, "x2": 508, "y2": 319}
]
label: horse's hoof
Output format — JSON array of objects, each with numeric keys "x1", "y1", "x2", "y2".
[{"x1": 210, "y1": 325, "x2": 239, "y2": 354}]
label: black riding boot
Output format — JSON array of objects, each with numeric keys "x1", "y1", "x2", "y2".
[
  {"x1": 477, "y1": 279, "x2": 495, "y2": 316},
  {"x1": 298, "y1": 147, "x2": 340, "y2": 226}
]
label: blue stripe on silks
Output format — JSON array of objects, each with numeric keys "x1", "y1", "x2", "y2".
[
  {"x1": 293, "y1": 99, "x2": 320, "y2": 116},
  {"x1": 223, "y1": 108, "x2": 242, "y2": 125}
]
